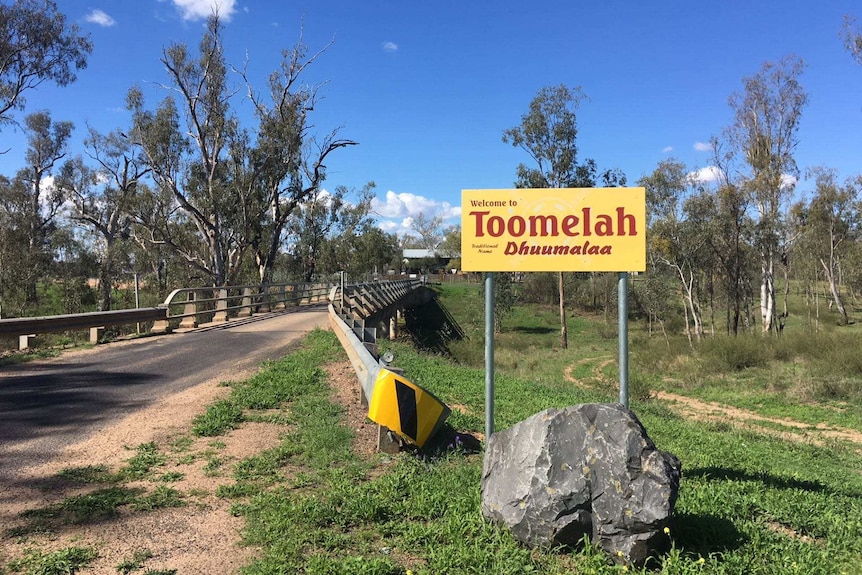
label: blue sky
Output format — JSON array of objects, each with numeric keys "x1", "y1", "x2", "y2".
[{"x1": 2, "y1": 0, "x2": 862, "y2": 236}]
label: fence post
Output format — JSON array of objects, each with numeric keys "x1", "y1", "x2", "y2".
[
  {"x1": 237, "y1": 287, "x2": 253, "y2": 318},
  {"x1": 18, "y1": 334, "x2": 36, "y2": 350},
  {"x1": 257, "y1": 284, "x2": 271, "y2": 313},
  {"x1": 212, "y1": 288, "x2": 229, "y2": 323},
  {"x1": 89, "y1": 326, "x2": 105, "y2": 343},
  {"x1": 273, "y1": 284, "x2": 287, "y2": 311},
  {"x1": 179, "y1": 291, "x2": 198, "y2": 329}
]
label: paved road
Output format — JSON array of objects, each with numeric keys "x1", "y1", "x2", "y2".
[{"x1": 0, "y1": 306, "x2": 329, "y2": 479}]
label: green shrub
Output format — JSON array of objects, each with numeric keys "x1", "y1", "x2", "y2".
[{"x1": 697, "y1": 335, "x2": 769, "y2": 372}]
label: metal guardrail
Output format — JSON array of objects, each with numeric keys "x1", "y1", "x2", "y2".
[
  {"x1": 327, "y1": 279, "x2": 449, "y2": 451},
  {"x1": 333, "y1": 279, "x2": 423, "y2": 319},
  {"x1": 0, "y1": 308, "x2": 168, "y2": 344},
  {"x1": 153, "y1": 282, "x2": 331, "y2": 332},
  {"x1": 0, "y1": 282, "x2": 332, "y2": 349}
]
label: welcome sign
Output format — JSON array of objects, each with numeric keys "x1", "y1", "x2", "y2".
[{"x1": 461, "y1": 188, "x2": 646, "y2": 272}]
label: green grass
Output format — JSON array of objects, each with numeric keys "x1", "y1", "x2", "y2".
[
  {"x1": 116, "y1": 549, "x2": 154, "y2": 574},
  {"x1": 4, "y1": 442, "x2": 187, "y2": 540},
  {"x1": 5, "y1": 546, "x2": 98, "y2": 575},
  {"x1": 210, "y1": 320, "x2": 858, "y2": 573},
  {"x1": 7, "y1": 482, "x2": 187, "y2": 539},
  {"x1": 438, "y1": 281, "x2": 862, "y2": 433},
  {"x1": 118, "y1": 442, "x2": 167, "y2": 480},
  {"x1": 4, "y1": 287, "x2": 861, "y2": 575}
]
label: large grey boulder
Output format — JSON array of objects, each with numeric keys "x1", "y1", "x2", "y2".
[{"x1": 481, "y1": 403, "x2": 681, "y2": 565}]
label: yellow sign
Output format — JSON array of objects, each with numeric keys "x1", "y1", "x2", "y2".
[
  {"x1": 460, "y1": 188, "x2": 646, "y2": 272},
  {"x1": 368, "y1": 368, "x2": 451, "y2": 448}
]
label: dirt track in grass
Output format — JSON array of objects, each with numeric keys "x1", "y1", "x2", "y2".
[{"x1": 563, "y1": 356, "x2": 862, "y2": 447}]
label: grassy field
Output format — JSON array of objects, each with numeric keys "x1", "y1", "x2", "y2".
[
  {"x1": 207, "y1": 283, "x2": 862, "y2": 574},
  {"x1": 3, "y1": 283, "x2": 861, "y2": 574}
]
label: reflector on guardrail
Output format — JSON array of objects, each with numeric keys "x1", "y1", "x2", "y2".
[{"x1": 368, "y1": 368, "x2": 451, "y2": 447}]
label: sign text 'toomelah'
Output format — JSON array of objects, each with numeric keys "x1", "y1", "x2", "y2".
[{"x1": 461, "y1": 188, "x2": 646, "y2": 272}]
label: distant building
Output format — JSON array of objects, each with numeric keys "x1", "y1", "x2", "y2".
[
  {"x1": 402, "y1": 248, "x2": 459, "y2": 274},
  {"x1": 402, "y1": 249, "x2": 437, "y2": 260}
]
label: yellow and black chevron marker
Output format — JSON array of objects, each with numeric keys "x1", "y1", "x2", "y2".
[{"x1": 367, "y1": 368, "x2": 451, "y2": 447}]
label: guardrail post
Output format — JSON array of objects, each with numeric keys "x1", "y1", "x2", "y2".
[
  {"x1": 237, "y1": 288, "x2": 254, "y2": 318},
  {"x1": 389, "y1": 311, "x2": 398, "y2": 341},
  {"x1": 151, "y1": 309, "x2": 171, "y2": 334},
  {"x1": 212, "y1": 288, "x2": 229, "y2": 323},
  {"x1": 179, "y1": 292, "x2": 198, "y2": 329},
  {"x1": 18, "y1": 334, "x2": 35, "y2": 350},
  {"x1": 273, "y1": 284, "x2": 287, "y2": 310},
  {"x1": 258, "y1": 285, "x2": 272, "y2": 313},
  {"x1": 89, "y1": 326, "x2": 105, "y2": 344}
]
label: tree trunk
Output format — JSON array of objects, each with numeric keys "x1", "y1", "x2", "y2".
[
  {"x1": 821, "y1": 258, "x2": 848, "y2": 325},
  {"x1": 98, "y1": 261, "x2": 112, "y2": 312},
  {"x1": 682, "y1": 286, "x2": 693, "y2": 347},
  {"x1": 760, "y1": 252, "x2": 776, "y2": 333}
]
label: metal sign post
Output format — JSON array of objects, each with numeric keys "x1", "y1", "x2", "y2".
[
  {"x1": 618, "y1": 272, "x2": 629, "y2": 407},
  {"x1": 485, "y1": 272, "x2": 495, "y2": 438}
]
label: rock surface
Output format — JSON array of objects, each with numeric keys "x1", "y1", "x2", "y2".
[{"x1": 481, "y1": 403, "x2": 681, "y2": 565}]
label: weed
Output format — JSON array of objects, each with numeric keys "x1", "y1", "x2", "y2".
[
  {"x1": 116, "y1": 549, "x2": 153, "y2": 574},
  {"x1": 131, "y1": 486, "x2": 185, "y2": 511},
  {"x1": 203, "y1": 455, "x2": 226, "y2": 476},
  {"x1": 56, "y1": 465, "x2": 117, "y2": 485},
  {"x1": 157, "y1": 471, "x2": 184, "y2": 483},
  {"x1": 119, "y1": 442, "x2": 166, "y2": 480},
  {"x1": 18, "y1": 487, "x2": 141, "y2": 531},
  {"x1": 191, "y1": 399, "x2": 243, "y2": 436},
  {"x1": 7, "y1": 546, "x2": 98, "y2": 574},
  {"x1": 168, "y1": 435, "x2": 193, "y2": 453}
]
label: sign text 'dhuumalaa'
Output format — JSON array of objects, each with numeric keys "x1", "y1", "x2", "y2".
[{"x1": 461, "y1": 188, "x2": 646, "y2": 272}]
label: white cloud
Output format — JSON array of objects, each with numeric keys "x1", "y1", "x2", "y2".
[
  {"x1": 371, "y1": 191, "x2": 460, "y2": 235},
  {"x1": 693, "y1": 141, "x2": 712, "y2": 152},
  {"x1": 171, "y1": 0, "x2": 237, "y2": 21},
  {"x1": 371, "y1": 191, "x2": 459, "y2": 220},
  {"x1": 377, "y1": 220, "x2": 400, "y2": 233},
  {"x1": 662, "y1": 146, "x2": 673, "y2": 153},
  {"x1": 781, "y1": 174, "x2": 798, "y2": 190},
  {"x1": 85, "y1": 9, "x2": 116, "y2": 26},
  {"x1": 690, "y1": 166, "x2": 722, "y2": 184},
  {"x1": 382, "y1": 41, "x2": 399, "y2": 53}
]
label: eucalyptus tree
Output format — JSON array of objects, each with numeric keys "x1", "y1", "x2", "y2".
[
  {"x1": 308, "y1": 184, "x2": 400, "y2": 280},
  {"x1": 12, "y1": 111, "x2": 73, "y2": 304},
  {"x1": 408, "y1": 212, "x2": 444, "y2": 251},
  {"x1": 726, "y1": 56, "x2": 807, "y2": 333},
  {"x1": 0, "y1": 0, "x2": 92, "y2": 130},
  {"x1": 286, "y1": 185, "x2": 351, "y2": 282},
  {"x1": 56, "y1": 127, "x2": 150, "y2": 310},
  {"x1": 438, "y1": 224, "x2": 462, "y2": 270},
  {"x1": 241, "y1": 32, "x2": 356, "y2": 285},
  {"x1": 793, "y1": 169, "x2": 861, "y2": 325},
  {"x1": 127, "y1": 16, "x2": 254, "y2": 287},
  {"x1": 842, "y1": 15, "x2": 862, "y2": 66},
  {"x1": 0, "y1": 174, "x2": 30, "y2": 316},
  {"x1": 702, "y1": 140, "x2": 758, "y2": 334},
  {"x1": 639, "y1": 159, "x2": 712, "y2": 342},
  {"x1": 503, "y1": 84, "x2": 597, "y2": 349}
]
